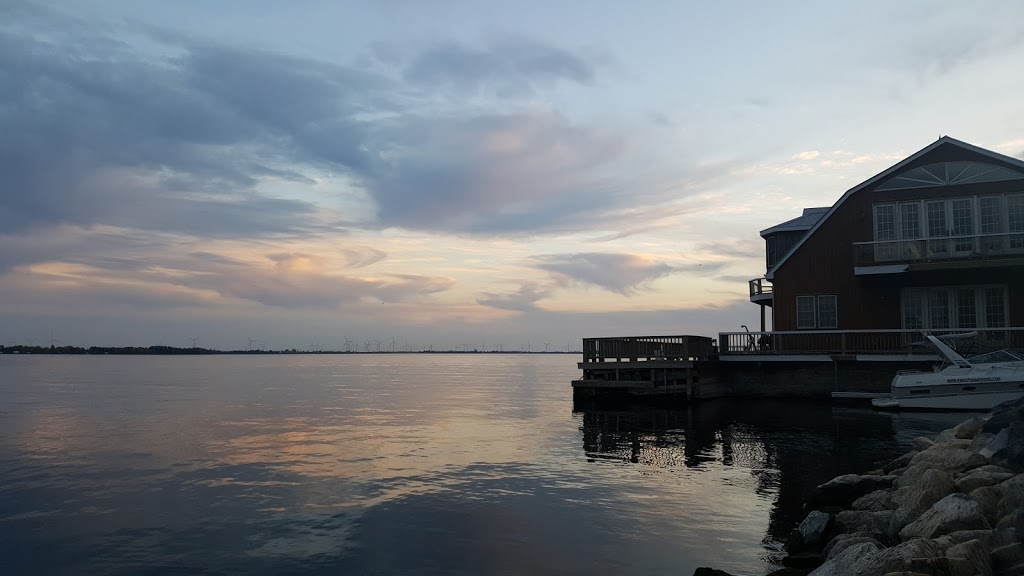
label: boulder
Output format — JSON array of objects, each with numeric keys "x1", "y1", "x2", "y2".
[
  {"x1": 1018, "y1": 510, "x2": 1024, "y2": 542},
  {"x1": 807, "y1": 474, "x2": 898, "y2": 508},
  {"x1": 692, "y1": 568, "x2": 734, "y2": 576},
  {"x1": 781, "y1": 552, "x2": 822, "y2": 569},
  {"x1": 883, "y1": 451, "x2": 918, "y2": 474},
  {"x1": 906, "y1": 445, "x2": 988, "y2": 476},
  {"x1": 969, "y1": 485, "x2": 1004, "y2": 526},
  {"x1": 933, "y1": 528, "x2": 1018, "y2": 551},
  {"x1": 899, "y1": 493, "x2": 991, "y2": 540},
  {"x1": 836, "y1": 510, "x2": 895, "y2": 542},
  {"x1": 912, "y1": 436, "x2": 935, "y2": 451},
  {"x1": 799, "y1": 511, "x2": 833, "y2": 546},
  {"x1": 952, "y1": 417, "x2": 986, "y2": 440},
  {"x1": 955, "y1": 469, "x2": 1015, "y2": 493},
  {"x1": 890, "y1": 468, "x2": 956, "y2": 532},
  {"x1": 945, "y1": 538, "x2": 992, "y2": 576},
  {"x1": 867, "y1": 538, "x2": 947, "y2": 576},
  {"x1": 993, "y1": 543, "x2": 1024, "y2": 574},
  {"x1": 990, "y1": 422, "x2": 1024, "y2": 473},
  {"x1": 970, "y1": 433, "x2": 997, "y2": 453},
  {"x1": 983, "y1": 398, "x2": 1024, "y2": 433},
  {"x1": 823, "y1": 534, "x2": 884, "y2": 562},
  {"x1": 808, "y1": 541, "x2": 884, "y2": 576},
  {"x1": 998, "y1": 474, "x2": 1024, "y2": 518},
  {"x1": 854, "y1": 490, "x2": 897, "y2": 512},
  {"x1": 997, "y1": 512, "x2": 1017, "y2": 529}
]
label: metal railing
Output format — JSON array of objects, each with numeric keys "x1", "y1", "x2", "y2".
[
  {"x1": 853, "y1": 232, "x2": 1024, "y2": 266},
  {"x1": 582, "y1": 335, "x2": 716, "y2": 363},
  {"x1": 749, "y1": 277, "x2": 773, "y2": 298},
  {"x1": 718, "y1": 328, "x2": 1024, "y2": 355}
]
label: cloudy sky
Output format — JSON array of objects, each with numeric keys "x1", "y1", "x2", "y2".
[{"x1": 2, "y1": 1, "x2": 1023, "y2": 350}]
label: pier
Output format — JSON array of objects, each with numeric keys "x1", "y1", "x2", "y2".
[
  {"x1": 573, "y1": 328, "x2": 1024, "y2": 404},
  {"x1": 572, "y1": 335, "x2": 724, "y2": 402}
]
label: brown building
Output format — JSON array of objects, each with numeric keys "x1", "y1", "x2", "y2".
[{"x1": 750, "y1": 136, "x2": 1024, "y2": 336}]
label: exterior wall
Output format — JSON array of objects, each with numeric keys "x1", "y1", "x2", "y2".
[{"x1": 772, "y1": 142, "x2": 1024, "y2": 330}]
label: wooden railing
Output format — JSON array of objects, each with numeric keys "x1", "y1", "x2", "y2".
[
  {"x1": 718, "y1": 328, "x2": 1024, "y2": 355},
  {"x1": 582, "y1": 335, "x2": 716, "y2": 363},
  {"x1": 749, "y1": 277, "x2": 773, "y2": 298},
  {"x1": 853, "y1": 232, "x2": 1024, "y2": 267}
]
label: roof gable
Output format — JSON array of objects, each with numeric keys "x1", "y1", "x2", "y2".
[{"x1": 765, "y1": 136, "x2": 1024, "y2": 280}]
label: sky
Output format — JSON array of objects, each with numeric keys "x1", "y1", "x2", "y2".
[{"x1": 2, "y1": 0, "x2": 1024, "y2": 351}]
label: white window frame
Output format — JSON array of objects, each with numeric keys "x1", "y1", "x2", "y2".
[
  {"x1": 816, "y1": 295, "x2": 838, "y2": 329},
  {"x1": 796, "y1": 296, "x2": 817, "y2": 329},
  {"x1": 900, "y1": 285, "x2": 1009, "y2": 330}
]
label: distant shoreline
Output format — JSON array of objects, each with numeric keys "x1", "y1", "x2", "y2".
[{"x1": 0, "y1": 345, "x2": 581, "y2": 356}]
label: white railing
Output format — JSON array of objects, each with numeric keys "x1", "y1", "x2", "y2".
[
  {"x1": 853, "y1": 232, "x2": 1024, "y2": 266},
  {"x1": 749, "y1": 277, "x2": 773, "y2": 299},
  {"x1": 718, "y1": 328, "x2": 1024, "y2": 355}
]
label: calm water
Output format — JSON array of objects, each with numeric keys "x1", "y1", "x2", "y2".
[{"x1": 0, "y1": 354, "x2": 961, "y2": 576}]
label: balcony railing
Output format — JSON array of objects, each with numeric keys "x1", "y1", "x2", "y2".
[
  {"x1": 582, "y1": 335, "x2": 716, "y2": 363},
  {"x1": 749, "y1": 277, "x2": 773, "y2": 299},
  {"x1": 853, "y1": 232, "x2": 1024, "y2": 267},
  {"x1": 719, "y1": 328, "x2": 1024, "y2": 356}
]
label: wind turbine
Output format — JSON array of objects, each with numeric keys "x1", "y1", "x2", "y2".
[
  {"x1": 187, "y1": 337, "x2": 199, "y2": 349},
  {"x1": 390, "y1": 337, "x2": 397, "y2": 353},
  {"x1": 364, "y1": 340, "x2": 371, "y2": 352},
  {"x1": 248, "y1": 337, "x2": 257, "y2": 352},
  {"x1": 344, "y1": 337, "x2": 354, "y2": 353},
  {"x1": 544, "y1": 342, "x2": 551, "y2": 352}
]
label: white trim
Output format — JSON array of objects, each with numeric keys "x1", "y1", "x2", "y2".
[
  {"x1": 766, "y1": 136, "x2": 1024, "y2": 280},
  {"x1": 855, "y1": 264, "x2": 909, "y2": 275},
  {"x1": 719, "y1": 354, "x2": 834, "y2": 362}
]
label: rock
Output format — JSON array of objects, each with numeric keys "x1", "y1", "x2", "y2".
[
  {"x1": 765, "y1": 568, "x2": 813, "y2": 576},
  {"x1": 883, "y1": 451, "x2": 918, "y2": 474},
  {"x1": 991, "y1": 423, "x2": 1024, "y2": 473},
  {"x1": 998, "y1": 512, "x2": 1017, "y2": 529},
  {"x1": 933, "y1": 528, "x2": 1018, "y2": 551},
  {"x1": 1018, "y1": 510, "x2": 1024, "y2": 542},
  {"x1": 945, "y1": 538, "x2": 992, "y2": 576},
  {"x1": 836, "y1": 510, "x2": 895, "y2": 542},
  {"x1": 970, "y1": 485, "x2": 1004, "y2": 525},
  {"x1": 906, "y1": 446, "x2": 987, "y2": 476},
  {"x1": 890, "y1": 468, "x2": 956, "y2": 532},
  {"x1": 954, "y1": 417, "x2": 986, "y2": 439},
  {"x1": 955, "y1": 469, "x2": 1015, "y2": 493},
  {"x1": 868, "y1": 538, "x2": 947, "y2": 576},
  {"x1": 799, "y1": 511, "x2": 832, "y2": 546},
  {"x1": 692, "y1": 568, "x2": 734, "y2": 576},
  {"x1": 970, "y1": 432, "x2": 997, "y2": 453},
  {"x1": 808, "y1": 541, "x2": 883, "y2": 576},
  {"x1": 912, "y1": 436, "x2": 935, "y2": 451},
  {"x1": 900, "y1": 493, "x2": 991, "y2": 540},
  {"x1": 993, "y1": 543, "x2": 1024, "y2": 574},
  {"x1": 781, "y1": 552, "x2": 822, "y2": 569},
  {"x1": 854, "y1": 490, "x2": 897, "y2": 512},
  {"x1": 998, "y1": 474, "x2": 1024, "y2": 518},
  {"x1": 983, "y1": 398, "x2": 1024, "y2": 433},
  {"x1": 807, "y1": 474, "x2": 898, "y2": 508},
  {"x1": 822, "y1": 534, "x2": 884, "y2": 561}
]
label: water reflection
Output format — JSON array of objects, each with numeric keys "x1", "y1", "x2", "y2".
[{"x1": 576, "y1": 400, "x2": 958, "y2": 553}]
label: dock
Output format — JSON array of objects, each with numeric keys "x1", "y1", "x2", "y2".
[
  {"x1": 572, "y1": 335, "x2": 724, "y2": 402},
  {"x1": 573, "y1": 328, "x2": 1024, "y2": 404}
]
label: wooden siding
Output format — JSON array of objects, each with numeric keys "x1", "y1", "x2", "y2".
[{"x1": 772, "y1": 142, "x2": 1024, "y2": 330}]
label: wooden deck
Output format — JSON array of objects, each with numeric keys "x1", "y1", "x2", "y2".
[
  {"x1": 717, "y1": 327, "x2": 1024, "y2": 356},
  {"x1": 574, "y1": 335, "x2": 720, "y2": 401}
]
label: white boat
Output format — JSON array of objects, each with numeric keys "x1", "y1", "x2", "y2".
[{"x1": 872, "y1": 335, "x2": 1024, "y2": 411}]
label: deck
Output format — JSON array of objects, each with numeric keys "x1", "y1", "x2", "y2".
[
  {"x1": 573, "y1": 336, "x2": 721, "y2": 401},
  {"x1": 716, "y1": 327, "x2": 1024, "y2": 358}
]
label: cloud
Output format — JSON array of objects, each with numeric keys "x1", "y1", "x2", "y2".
[
  {"x1": 529, "y1": 253, "x2": 720, "y2": 295},
  {"x1": 338, "y1": 247, "x2": 388, "y2": 268},
  {"x1": 476, "y1": 283, "x2": 551, "y2": 312},
  {"x1": 403, "y1": 38, "x2": 596, "y2": 94}
]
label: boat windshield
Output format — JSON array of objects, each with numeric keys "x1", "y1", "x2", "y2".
[{"x1": 966, "y1": 349, "x2": 1024, "y2": 364}]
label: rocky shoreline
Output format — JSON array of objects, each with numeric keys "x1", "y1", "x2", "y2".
[{"x1": 695, "y1": 397, "x2": 1024, "y2": 576}]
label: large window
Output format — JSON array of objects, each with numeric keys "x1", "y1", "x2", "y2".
[
  {"x1": 796, "y1": 295, "x2": 837, "y2": 329},
  {"x1": 873, "y1": 193, "x2": 1024, "y2": 260},
  {"x1": 900, "y1": 285, "x2": 1008, "y2": 330}
]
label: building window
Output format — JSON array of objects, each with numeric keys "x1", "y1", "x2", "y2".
[
  {"x1": 1009, "y1": 194, "x2": 1024, "y2": 249},
  {"x1": 874, "y1": 193, "x2": 1024, "y2": 257},
  {"x1": 796, "y1": 295, "x2": 837, "y2": 329},
  {"x1": 796, "y1": 296, "x2": 816, "y2": 329},
  {"x1": 901, "y1": 286, "x2": 1008, "y2": 330},
  {"x1": 817, "y1": 295, "x2": 838, "y2": 329}
]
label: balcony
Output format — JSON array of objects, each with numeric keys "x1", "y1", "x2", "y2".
[
  {"x1": 748, "y1": 277, "x2": 773, "y2": 305},
  {"x1": 581, "y1": 335, "x2": 716, "y2": 364},
  {"x1": 853, "y1": 232, "x2": 1024, "y2": 273}
]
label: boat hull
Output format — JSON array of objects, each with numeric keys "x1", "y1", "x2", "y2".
[{"x1": 874, "y1": 390, "x2": 1024, "y2": 411}]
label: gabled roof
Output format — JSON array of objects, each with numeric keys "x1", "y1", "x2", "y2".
[
  {"x1": 759, "y1": 207, "x2": 829, "y2": 237},
  {"x1": 765, "y1": 136, "x2": 1024, "y2": 280}
]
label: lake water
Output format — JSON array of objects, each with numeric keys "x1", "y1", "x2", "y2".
[{"x1": 0, "y1": 354, "x2": 961, "y2": 575}]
